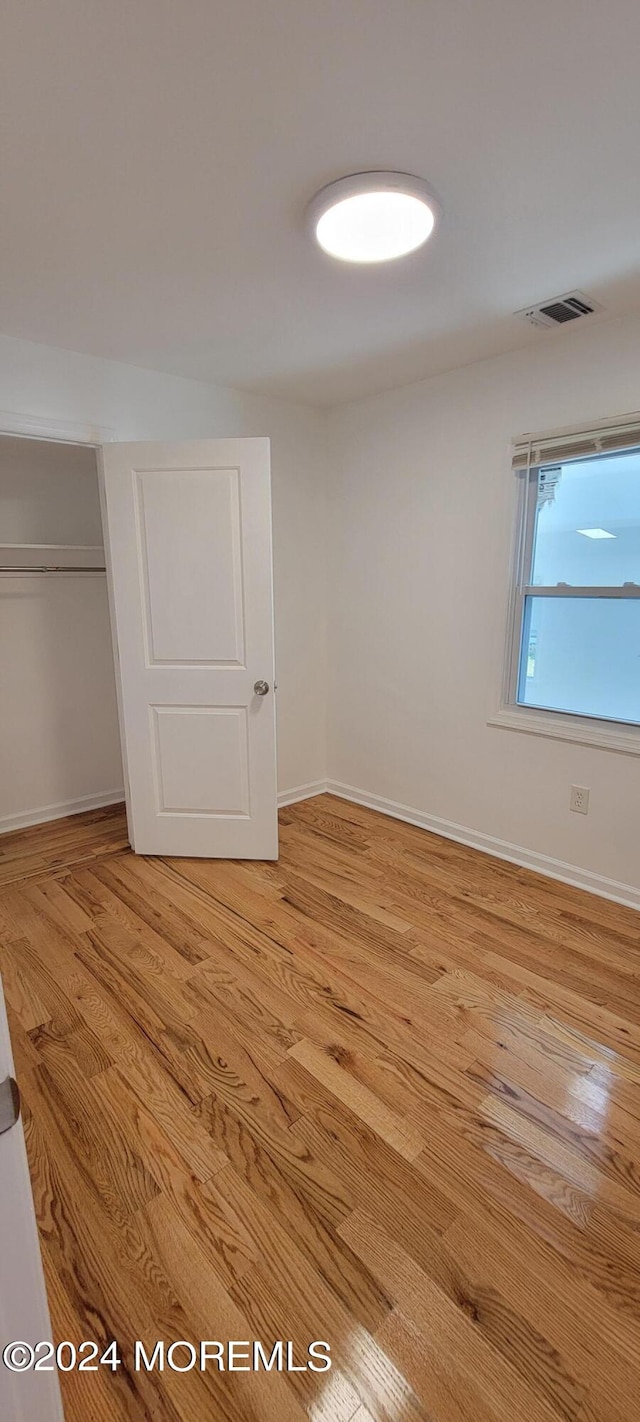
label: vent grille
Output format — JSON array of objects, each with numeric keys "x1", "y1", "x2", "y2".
[{"x1": 515, "y1": 291, "x2": 601, "y2": 329}]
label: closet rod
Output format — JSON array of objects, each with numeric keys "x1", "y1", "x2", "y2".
[{"x1": 0, "y1": 565, "x2": 106, "y2": 573}]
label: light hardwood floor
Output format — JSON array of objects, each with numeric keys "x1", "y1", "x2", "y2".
[
  {"x1": 0, "y1": 802, "x2": 129, "y2": 888},
  {"x1": 1, "y1": 793, "x2": 640, "y2": 1421}
]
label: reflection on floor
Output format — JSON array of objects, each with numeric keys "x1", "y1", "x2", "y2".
[{"x1": 1, "y1": 793, "x2": 639, "y2": 1421}]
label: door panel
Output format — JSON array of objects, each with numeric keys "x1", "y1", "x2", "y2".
[
  {"x1": 136, "y1": 465, "x2": 245, "y2": 664},
  {"x1": 152, "y1": 706, "x2": 250, "y2": 815},
  {"x1": 99, "y1": 438, "x2": 277, "y2": 858}
]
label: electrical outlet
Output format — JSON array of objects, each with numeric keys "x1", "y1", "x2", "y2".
[{"x1": 570, "y1": 785, "x2": 590, "y2": 815}]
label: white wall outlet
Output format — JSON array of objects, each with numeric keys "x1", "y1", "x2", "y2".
[{"x1": 570, "y1": 785, "x2": 590, "y2": 815}]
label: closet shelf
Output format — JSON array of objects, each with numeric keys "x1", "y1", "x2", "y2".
[
  {"x1": 0, "y1": 544, "x2": 106, "y2": 573},
  {"x1": 0, "y1": 543, "x2": 104, "y2": 550}
]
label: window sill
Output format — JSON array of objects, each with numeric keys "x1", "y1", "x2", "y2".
[{"x1": 488, "y1": 706, "x2": 640, "y2": 756}]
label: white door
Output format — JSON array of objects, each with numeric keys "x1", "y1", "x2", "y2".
[
  {"x1": 99, "y1": 438, "x2": 278, "y2": 858},
  {"x1": 0, "y1": 980, "x2": 64, "y2": 1422}
]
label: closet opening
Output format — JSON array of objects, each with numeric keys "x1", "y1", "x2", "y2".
[{"x1": 0, "y1": 433, "x2": 126, "y2": 842}]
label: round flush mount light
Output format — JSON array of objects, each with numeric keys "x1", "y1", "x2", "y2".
[{"x1": 307, "y1": 171, "x2": 440, "y2": 264}]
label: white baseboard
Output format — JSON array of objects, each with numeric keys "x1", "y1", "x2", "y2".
[
  {"x1": 8, "y1": 776, "x2": 634, "y2": 912},
  {"x1": 326, "y1": 779, "x2": 640, "y2": 912},
  {"x1": 0, "y1": 789, "x2": 126, "y2": 837},
  {"x1": 278, "y1": 779, "x2": 328, "y2": 808}
]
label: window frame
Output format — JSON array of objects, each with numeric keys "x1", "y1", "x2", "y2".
[{"x1": 490, "y1": 448, "x2": 640, "y2": 756}]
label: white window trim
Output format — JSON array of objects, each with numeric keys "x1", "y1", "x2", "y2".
[
  {"x1": 488, "y1": 705, "x2": 640, "y2": 755},
  {"x1": 489, "y1": 440, "x2": 640, "y2": 757}
]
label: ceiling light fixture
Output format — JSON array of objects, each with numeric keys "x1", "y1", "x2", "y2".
[
  {"x1": 308, "y1": 171, "x2": 440, "y2": 264},
  {"x1": 577, "y1": 528, "x2": 616, "y2": 539}
]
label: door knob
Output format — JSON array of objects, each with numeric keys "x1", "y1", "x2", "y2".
[
  {"x1": 0, "y1": 1077, "x2": 20, "y2": 1136},
  {"x1": 253, "y1": 680, "x2": 270, "y2": 696}
]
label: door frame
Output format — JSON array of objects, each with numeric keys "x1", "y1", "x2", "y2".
[
  {"x1": 0, "y1": 408, "x2": 128, "y2": 831},
  {"x1": 0, "y1": 414, "x2": 281, "y2": 851},
  {"x1": 0, "y1": 412, "x2": 139, "y2": 840},
  {"x1": 0, "y1": 408, "x2": 115, "y2": 447}
]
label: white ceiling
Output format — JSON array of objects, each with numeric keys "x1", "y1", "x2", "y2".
[{"x1": 3, "y1": 0, "x2": 640, "y2": 406}]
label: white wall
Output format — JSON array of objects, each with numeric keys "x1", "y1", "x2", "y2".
[
  {"x1": 4, "y1": 318, "x2": 639, "y2": 904},
  {"x1": 327, "y1": 314, "x2": 640, "y2": 902},
  {"x1": 0, "y1": 333, "x2": 327, "y2": 817},
  {"x1": 0, "y1": 436, "x2": 124, "y2": 828},
  {"x1": 1, "y1": 435, "x2": 104, "y2": 545}
]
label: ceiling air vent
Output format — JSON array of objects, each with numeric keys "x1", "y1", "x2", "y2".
[{"x1": 515, "y1": 291, "x2": 602, "y2": 329}]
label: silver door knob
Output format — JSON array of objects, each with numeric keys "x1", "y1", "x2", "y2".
[
  {"x1": 0, "y1": 1077, "x2": 20, "y2": 1136},
  {"x1": 253, "y1": 680, "x2": 270, "y2": 696}
]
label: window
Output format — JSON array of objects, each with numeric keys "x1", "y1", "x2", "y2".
[{"x1": 506, "y1": 431, "x2": 640, "y2": 731}]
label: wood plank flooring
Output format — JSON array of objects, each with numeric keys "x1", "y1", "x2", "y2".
[
  {"x1": 0, "y1": 802, "x2": 129, "y2": 887},
  {"x1": 1, "y1": 793, "x2": 640, "y2": 1421}
]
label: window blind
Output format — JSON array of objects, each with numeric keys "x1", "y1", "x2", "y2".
[{"x1": 511, "y1": 411, "x2": 640, "y2": 471}]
